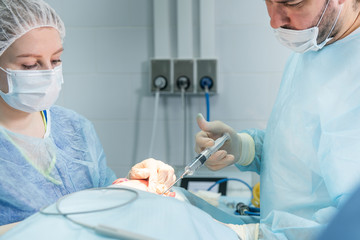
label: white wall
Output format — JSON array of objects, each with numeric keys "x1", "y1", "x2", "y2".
[{"x1": 45, "y1": 0, "x2": 290, "y2": 190}]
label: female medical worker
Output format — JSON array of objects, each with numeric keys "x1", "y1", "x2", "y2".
[
  {"x1": 0, "y1": 0, "x2": 175, "y2": 231},
  {"x1": 195, "y1": 0, "x2": 360, "y2": 239}
]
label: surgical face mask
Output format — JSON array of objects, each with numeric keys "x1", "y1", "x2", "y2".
[
  {"x1": 0, "y1": 65, "x2": 63, "y2": 113},
  {"x1": 273, "y1": 1, "x2": 343, "y2": 53}
]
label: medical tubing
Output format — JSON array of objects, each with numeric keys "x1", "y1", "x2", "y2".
[
  {"x1": 181, "y1": 87, "x2": 187, "y2": 166},
  {"x1": 148, "y1": 89, "x2": 160, "y2": 157},
  {"x1": 244, "y1": 211, "x2": 260, "y2": 216},
  {"x1": 244, "y1": 203, "x2": 260, "y2": 216},
  {"x1": 207, "y1": 178, "x2": 253, "y2": 201},
  {"x1": 205, "y1": 86, "x2": 210, "y2": 121},
  {"x1": 213, "y1": 178, "x2": 260, "y2": 216},
  {"x1": 249, "y1": 206, "x2": 260, "y2": 212},
  {"x1": 57, "y1": 188, "x2": 138, "y2": 215},
  {"x1": 235, "y1": 202, "x2": 260, "y2": 216},
  {"x1": 40, "y1": 188, "x2": 144, "y2": 239},
  {"x1": 40, "y1": 187, "x2": 138, "y2": 216},
  {"x1": 200, "y1": 77, "x2": 212, "y2": 121}
]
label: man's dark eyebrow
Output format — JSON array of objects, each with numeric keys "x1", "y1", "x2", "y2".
[{"x1": 273, "y1": 0, "x2": 299, "y2": 3}]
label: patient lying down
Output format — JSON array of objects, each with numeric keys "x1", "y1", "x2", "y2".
[
  {"x1": 111, "y1": 178, "x2": 259, "y2": 239},
  {"x1": 1, "y1": 178, "x2": 257, "y2": 239}
]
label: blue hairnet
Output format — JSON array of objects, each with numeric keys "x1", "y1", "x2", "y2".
[{"x1": 0, "y1": 0, "x2": 65, "y2": 56}]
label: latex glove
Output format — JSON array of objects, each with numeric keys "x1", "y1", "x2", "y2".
[
  {"x1": 127, "y1": 158, "x2": 176, "y2": 194},
  {"x1": 195, "y1": 113, "x2": 242, "y2": 170}
]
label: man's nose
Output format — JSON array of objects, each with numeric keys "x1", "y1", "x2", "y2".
[{"x1": 267, "y1": 4, "x2": 290, "y2": 29}]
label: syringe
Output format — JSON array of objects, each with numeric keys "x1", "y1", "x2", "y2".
[{"x1": 161, "y1": 133, "x2": 230, "y2": 195}]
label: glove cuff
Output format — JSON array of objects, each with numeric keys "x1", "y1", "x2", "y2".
[{"x1": 237, "y1": 133, "x2": 255, "y2": 166}]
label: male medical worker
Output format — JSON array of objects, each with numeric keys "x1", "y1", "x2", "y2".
[{"x1": 195, "y1": 0, "x2": 360, "y2": 239}]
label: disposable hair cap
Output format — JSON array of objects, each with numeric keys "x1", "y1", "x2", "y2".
[{"x1": 0, "y1": 0, "x2": 65, "y2": 57}]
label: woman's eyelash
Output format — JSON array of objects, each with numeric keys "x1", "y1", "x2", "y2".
[
  {"x1": 22, "y1": 60, "x2": 62, "y2": 69},
  {"x1": 22, "y1": 64, "x2": 38, "y2": 69}
]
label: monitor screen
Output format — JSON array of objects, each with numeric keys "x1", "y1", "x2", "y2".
[{"x1": 180, "y1": 177, "x2": 227, "y2": 195}]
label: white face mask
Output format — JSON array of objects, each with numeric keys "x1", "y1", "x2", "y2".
[
  {"x1": 273, "y1": 1, "x2": 343, "y2": 53},
  {"x1": 0, "y1": 65, "x2": 63, "y2": 113}
]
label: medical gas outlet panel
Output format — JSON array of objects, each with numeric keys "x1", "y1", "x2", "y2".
[{"x1": 150, "y1": 59, "x2": 217, "y2": 95}]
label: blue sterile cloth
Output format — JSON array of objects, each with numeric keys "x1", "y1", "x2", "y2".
[
  {"x1": 174, "y1": 188, "x2": 259, "y2": 225},
  {"x1": 317, "y1": 183, "x2": 360, "y2": 240},
  {"x1": 236, "y1": 29, "x2": 360, "y2": 239},
  {"x1": 0, "y1": 105, "x2": 116, "y2": 225},
  {"x1": 1, "y1": 187, "x2": 240, "y2": 240}
]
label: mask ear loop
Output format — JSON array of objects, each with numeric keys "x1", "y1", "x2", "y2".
[
  {"x1": 316, "y1": 0, "x2": 331, "y2": 28},
  {"x1": 318, "y1": 3, "x2": 344, "y2": 49},
  {"x1": 326, "y1": 4, "x2": 343, "y2": 39},
  {"x1": 0, "y1": 66, "x2": 13, "y2": 94},
  {"x1": 0, "y1": 66, "x2": 9, "y2": 74}
]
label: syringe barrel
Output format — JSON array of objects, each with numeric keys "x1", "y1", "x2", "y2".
[
  {"x1": 185, "y1": 133, "x2": 230, "y2": 176},
  {"x1": 185, "y1": 154, "x2": 206, "y2": 175},
  {"x1": 203, "y1": 133, "x2": 230, "y2": 158}
]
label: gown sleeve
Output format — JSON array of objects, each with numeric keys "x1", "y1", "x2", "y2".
[
  {"x1": 235, "y1": 128, "x2": 265, "y2": 175},
  {"x1": 85, "y1": 120, "x2": 117, "y2": 187}
]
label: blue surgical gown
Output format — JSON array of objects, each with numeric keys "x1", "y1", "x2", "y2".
[
  {"x1": 237, "y1": 29, "x2": 360, "y2": 239},
  {"x1": 317, "y1": 182, "x2": 360, "y2": 240},
  {"x1": 0, "y1": 105, "x2": 116, "y2": 225}
]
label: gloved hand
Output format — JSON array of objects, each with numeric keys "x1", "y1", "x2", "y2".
[
  {"x1": 195, "y1": 113, "x2": 255, "y2": 170},
  {"x1": 127, "y1": 158, "x2": 176, "y2": 195}
]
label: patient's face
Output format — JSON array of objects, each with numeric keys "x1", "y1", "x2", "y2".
[
  {"x1": 112, "y1": 178, "x2": 175, "y2": 197},
  {"x1": 116, "y1": 179, "x2": 149, "y2": 192}
]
